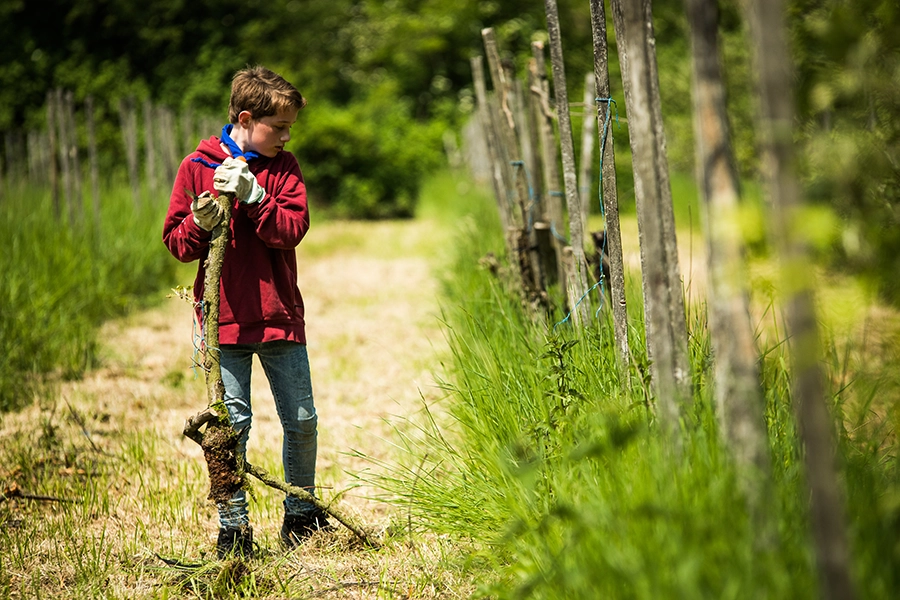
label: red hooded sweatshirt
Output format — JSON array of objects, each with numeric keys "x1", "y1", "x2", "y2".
[{"x1": 163, "y1": 136, "x2": 310, "y2": 345}]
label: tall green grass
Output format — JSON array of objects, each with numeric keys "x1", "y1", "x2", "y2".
[
  {"x1": 0, "y1": 181, "x2": 177, "y2": 411},
  {"x1": 381, "y1": 172, "x2": 900, "y2": 598}
]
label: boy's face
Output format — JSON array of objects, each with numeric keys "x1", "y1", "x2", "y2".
[{"x1": 238, "y1": 108, "x2": 299, "y2": 158}]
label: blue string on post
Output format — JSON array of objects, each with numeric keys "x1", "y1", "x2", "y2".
[
  {"x1": 592, "y1": 96, "x2": 618, "y2": 314},
  {"x1": 553, "y1": 96, "x2": 619, "y2": 330}
]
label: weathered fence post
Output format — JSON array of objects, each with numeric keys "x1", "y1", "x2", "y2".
[
  {"x1": 745, "y1": 0, "x2": 857, "y2": 596},
  {"x1": 685, "y1": 0, "x2": 770, "y2": 521},
  {"x1": 544, "y1": 0, "x2": 591, "y2": 325},
  {"x1": 180, "y1": 108, "x2": 195, "y2": 157},
  {"x1": 143, "y1": 100, "x2": 158, "y2": 199},
  {"x1": 530, "y1": 41, "x2": 566, "y2": 289},
  {"x1": 46, "y1": 91, "x2": 61, "y2": 220},
  {"x1": 84, "y1": 95, "x2": 101, "y2": 227},
  {"x1": 471, "y1": 55, "x2": 513, "y2": 235},
  {"x1": 64, "y1": 91, "x2": 83, "y2": 225},
  {"x1": 118, "y1": 97, "x2": 141, "y2": 209},
  {"x1": 590, "y1": 0, "x2": 630, "y2": 365},
  {"x1": 579, "y1": 72, "x2": 596, "y2": 231},
  {"x1": 158, "y1": 105, "x2": 180, "y2": 188},
  {"x1": 610, "y1": 0, "x2": 692, "y2": 433},
  {"x1": 482, "y1": 27, "x2": 544, "y2": 301},
  {"x1": 55, "y1": 89, "x2": 74, "y2": 226}
]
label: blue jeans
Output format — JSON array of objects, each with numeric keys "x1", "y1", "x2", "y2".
[{"x1": 216, "y1": 340, "x2": 319, "y2": 528}]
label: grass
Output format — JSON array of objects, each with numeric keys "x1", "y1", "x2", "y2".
[
  {"x1": 0, "y1": 179, "x2": 177, "y2": 412},
  {"x1": 375, "y1": 170, "x2": 900, "y2": 598},
  {"x1": 0, "y1": 173, "x2": 474, "y2": 598},
  {"x1": 2, "y1": 168, "x2": 898, "y2": 597}
]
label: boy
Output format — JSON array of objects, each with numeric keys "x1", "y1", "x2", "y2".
[{"x1": 163, "y1": 66, "x2": 329, "y2": 558}]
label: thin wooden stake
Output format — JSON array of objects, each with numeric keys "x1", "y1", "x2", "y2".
[
  {"x1": 55, "y1": 89, "x2": 73, "y2": 227},
  {"x1": 46, "y1": 91, "x2": 60, "y2": 220},
  {"x1": 64, "y1": 91, "x2": 83, "y2": 225},
  {"x1": 143, "y1": 100, "x2": 157, "y2": 199},
  {"x1": 610, "y1": 0, "x2": 692, "y2": 432},
  {"x1": 590, "y1": 0, "x2": 630, "y2": 364},
  {"x1": 544, "y1": 0, "x2": 591, "y2": 325},
  {"x1": 85, "y1": 95, "x2": 101, "y2": 227},
  {"x1": 685, "y1": 0, "x2": 770, "y2": 520},
  {"x1": 482, "y1": 28, "x2": 544, "y2": 300},
  {"x1": 530, "y1": 41, "x2": 566, "y2": 288},
  {"x1": 745, "y1": 0, "x2": 856, "y2": 595},
  {"x1": 471, "y1": 55, "x2": 512, "y2": 233},
  {"x1": 118, "y1": 97, "x2": 141, "y2": 209},
  {"x1": 579, "y1": 72, "x2": 597, "y2": 230}
]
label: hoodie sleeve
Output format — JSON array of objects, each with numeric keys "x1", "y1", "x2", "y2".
[
  {"x1": 162, "y1": 156, "x2": 214, "y2": 263},
  {"x1": 243, "y1": 153, "x2": 310, "y2": 250}
]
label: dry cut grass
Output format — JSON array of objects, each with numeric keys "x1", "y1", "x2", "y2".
[{"x1": 0, "y1": 217, "x2": 473, "y2": 599}]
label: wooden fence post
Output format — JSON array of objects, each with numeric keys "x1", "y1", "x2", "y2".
[
  {"x1": 46, "y1": 91, "x2": 61, "y2": 220},
  {"x1": 85, "y1": 95, "x2": 101, "y2": 227},
  {"x1": 590, "y1": 0, "x2": 630, "y2": 364},
  {"x1": 544, "y1": 0, "x2": 591, "y2": 325},
  {"x1": 64, "y1": 91, "x2": 84, "y2": 225},
  {"x1": 180, "y1": 107, "x2": 195, "y2": 157},
  {"x1": 579, "y1": 72, "x2": 596, "y2": 230},
  {"x1": 507, "y1": 61, "x2": 547, "y2": 296},
  {"x1": 745, "y1": 0, "x2": 856, "y2": 596},
  {"x1": 530, "y1": 41, "x2": 566, "y2": 289},
  {"x1": 685, "y1": 0, "x2": 770, "y2": 517},
  {"x1": 482, "y1": 28, "x2": 544, "y2": 301},
  {"x1": 118, "y1": 97, "x2": 141, "y2": 209},
  {"x1": 54, "y1": 89, "x2": 75, "y2": 227},
  {"x1": 610, "y1": 0, "x2": 692, "y2": 433},
  {"x1": 471, "y1": 55, "x2": 513, "y2": 234},
  {"x1": 524, "y1": 59, "x2": 545, "y2": 217},
  {"x1": 158, "y1": 105, "x2": 180, "y2": 189},
  {"x1": 143, "y1": 100, "x2": 157, "y2": 199}
]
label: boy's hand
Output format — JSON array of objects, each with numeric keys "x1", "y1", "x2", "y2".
[
  {"x1": 213, "y1": 157, "x2": 265, "y2": 204},
  {"x1": 191, "y1": 191, "x2": 225, "y2": 231}
]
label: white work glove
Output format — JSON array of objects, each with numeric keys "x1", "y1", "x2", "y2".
[
  {"x1": 191, "y1": 191, "x2": 224, "y2": 231},
  {"x1": 213, "y1": 156, "x2": 265, "y2": 204}
]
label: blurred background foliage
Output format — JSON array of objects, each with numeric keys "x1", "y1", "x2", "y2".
[{"x1": 0, "y1": 0, "x2": 898, "y2": 295}]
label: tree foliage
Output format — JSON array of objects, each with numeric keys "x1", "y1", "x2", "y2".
[{"x1": 1, "y1": 0, "x2": 899, "y2": 295}]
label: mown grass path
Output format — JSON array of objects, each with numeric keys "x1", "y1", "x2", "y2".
[{"x1": 0, "y1": 216, "x2": 463, "y2": 598}]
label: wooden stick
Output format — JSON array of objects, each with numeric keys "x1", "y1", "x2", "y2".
[
  {"x1": 589, "y1": 0, "x2": 630, "y2": 365},
  {"x1": 85, "y1": 95, "x2": 101, "y2": 228},
  {"x1": 243, "y1": 461, "x2": 381, "y2": 548},
  {"x1": 610, "y1": 0, "x2": 692, "y2": 433},
  {"x1": 46, "y1": 90, "x2": 61, "y2": 220},
  {"x1": 64, "y1": 91, "x2": 83, "y2": 225},
  {"x1": 182, "y1": 407, "x2": 219, "y2": 445},
  {"x1": 544, "y1": 0, "x2": 591, "y2": 325},
  {"x1": 578, "y1": 72, "x2": 596, "y2": 229},
  {"x1": 117, "y1": 97, "x2": 141, "y2": 209},
  {"x1": 55, "y1": 88, "x2": 73, "y2": 227},
  {"x1": 201, "y1": 196, "x2": 232, "y2": 414}
]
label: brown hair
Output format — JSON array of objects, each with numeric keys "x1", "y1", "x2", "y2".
[{"x1": 228, "y1": 66, "x2": 306, "y2": 123}]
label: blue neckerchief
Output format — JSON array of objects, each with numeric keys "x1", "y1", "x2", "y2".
[
  {"x1": 191, "y1": 124, "x2": 260, "y2": 169},
  {"x1": 220, "y1": 124, "x2": 260, "y2": 162}
]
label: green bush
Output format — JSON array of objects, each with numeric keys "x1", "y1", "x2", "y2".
[
  {"x1": 0, "y1": 181, "x2": 176, "y2": 412},
  {"x1": 289, "y1": 83, "x2": 444, "y2": 219}
]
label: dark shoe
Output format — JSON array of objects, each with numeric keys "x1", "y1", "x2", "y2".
[
  {"x1": 216, "y1": 525, "x2": 253, "y2": 559},
  {"x1": 280, "y1": 511, "x2": 333, "y2": 549}
]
